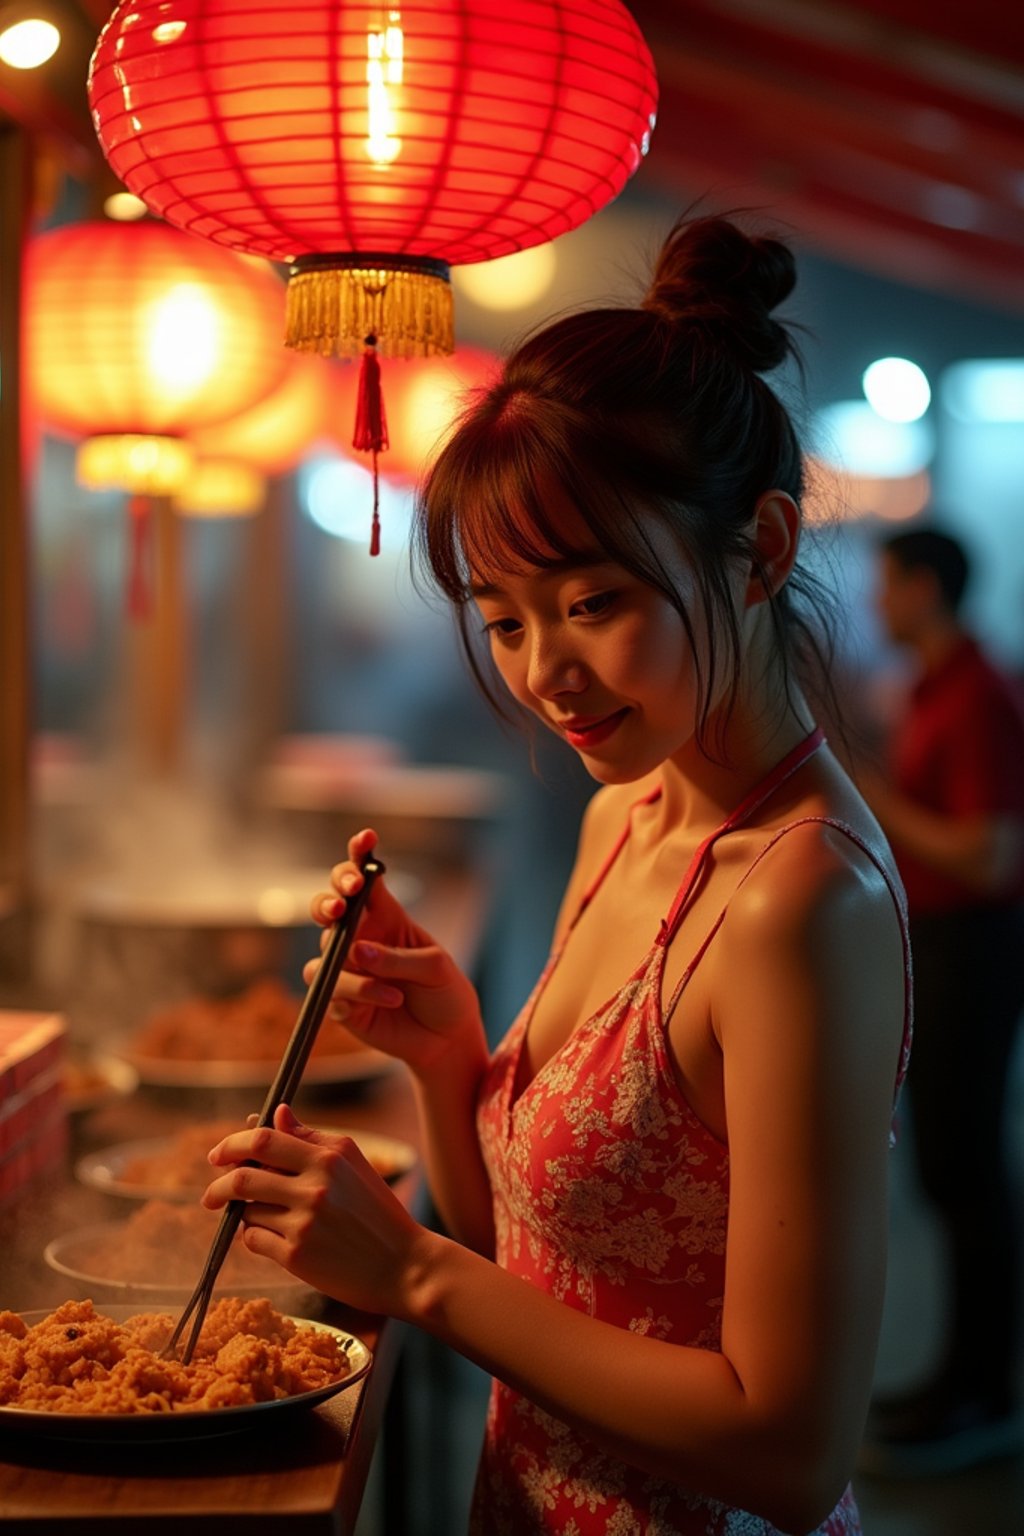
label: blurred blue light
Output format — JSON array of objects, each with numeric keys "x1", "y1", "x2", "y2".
[
  {"x1": 299, "y1": 454, "x2": 414, "y2": 549},
  {"x1": 940, "y1": 360, "x2": 1024, "y2": 423},
  {"x1": 811, "y1": 400, "x2": 935, "y2": 477}
]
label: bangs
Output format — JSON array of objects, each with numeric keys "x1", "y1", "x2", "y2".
[{"x1": 415, "y1": 394, "x2": 661, "y2": 605}]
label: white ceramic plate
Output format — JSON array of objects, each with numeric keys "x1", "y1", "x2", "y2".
[
  {"x1": 76, "y1": 1127, "x2": 417, "y2": 1202},
  {"x1": 0, "y1": 1307, "x2": 371, "y2": 1442},
  {"x1": 112, "y1": 1040, "x2": 399, "y2": 1089}
]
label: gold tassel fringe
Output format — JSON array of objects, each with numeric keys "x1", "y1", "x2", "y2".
[{"x1": 286, "y1": 261, "x2": 454, "y2": 359}]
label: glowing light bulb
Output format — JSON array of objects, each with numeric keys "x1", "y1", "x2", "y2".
[
  {"x1": 152, "y1": 20, "x2": 186, "y2": 44},
  {"x1": 104, "y1": 191, "x2": 149, "y2": 221},
  {"x1": 0, "y1": 17, "x2": 60, "y2": 69},
  {"x1": 146, "y1": 284, "x2": 219, "y2": 392},
  {"x1": 862, "y1": 357, "x2": 931, "y2": 423},
  {"x1": 456, "y1": 245, "x2": 557, "y2": 312},
  {"x1": 366, "y1": 14, "x2": 403, "y2": 165}
]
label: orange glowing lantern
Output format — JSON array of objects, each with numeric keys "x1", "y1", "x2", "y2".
[
  {"x1": 188, "y1": 350, "x2": 337, "y2": 480},
  {"x1": 177, "y1": 349, "x2": 337, "y2": 516},
  {"x1": 174, "y1": 460, "x2": 267, "y2": 518},
  {"x1": 24, "y1": 219, "x2": 289, "y2": 614},
  {"x1": 87, "y1": 0, "x2": 658, "y2": 552}
]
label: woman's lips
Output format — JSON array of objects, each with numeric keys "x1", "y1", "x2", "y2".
[{"x1": 559, "y1": 709, "x2": 629, "y2": 748}]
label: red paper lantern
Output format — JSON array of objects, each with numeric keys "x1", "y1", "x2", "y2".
[
  {"x1": 24, "y1": 218, "x2": 290, "y2": 614},
  {"x1": 24, "y1": 220, "x2": 290, "y2": 451},
  {"x1": 87, "y1": 1, "x2": 657, "y2": 361}
]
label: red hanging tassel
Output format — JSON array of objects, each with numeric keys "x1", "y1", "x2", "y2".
[
  {"x1": 369, "y1": 452, "x2": 381, "y2": 556},
  {"x1": 352, "y1": 334, "x2": 389, "y2": 557},
  {"x1": 125, "y1": 493, "x2": 153, "y2": 622}
]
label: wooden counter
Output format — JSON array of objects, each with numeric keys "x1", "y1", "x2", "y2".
[{"x1": 0, "y1": 861, "x2": 490, "y2": 1534}]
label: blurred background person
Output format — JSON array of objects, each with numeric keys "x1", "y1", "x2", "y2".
[{"x1": 859, "y1": 525, "x2": 1024, "y2": 1476}]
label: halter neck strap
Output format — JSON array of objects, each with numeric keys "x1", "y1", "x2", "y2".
[{"x1": 658, "y1": 726, "x2": 826, "y2": 945}]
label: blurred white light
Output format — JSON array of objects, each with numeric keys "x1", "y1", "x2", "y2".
[
  {"x1": 940, "y1": 360, "x2": 1024, "y2": 423},
  {"x1": 455, "y1": 245, "x2": 557, "y2": 312},
  {"x1": 862, "y1": 357, "x2": 931, "y2": 422},
  {"x1": 811, "y1": 400, "x2": 934, "y2": 478},
  {"x1": 145, "y1": 283, "x2": 219, "y2": 392},
  {"x1": 255, "y1": 887, "x2": 299, "y2": 925},
  {"x1": 152, "y1": 20, "x2": 187, "y2": 43},
  {"x1": 0, "y1": 17, "x2": 59, "y2": 68},
  {"x1": 104, "y1": 191, "x2": 149, "y2": 222},
  {"x1": 300, "y1": 454, "x2": 413, "y2": 549}
]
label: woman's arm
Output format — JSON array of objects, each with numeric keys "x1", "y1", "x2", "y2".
[
  {"x1": 310, "y1": 829, "x2": 495, "y2": 1251},
  {"x1": 208, "y1": 823, "x2": 905, "y2": 1532},
  {"x1": 861, "y1": 769, "x2": 1024, "y2": 893},
  {"x1": 323, "y1": 794, "x2": 616, "y2": 1252}
]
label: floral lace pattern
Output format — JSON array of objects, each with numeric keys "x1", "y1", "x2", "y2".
[{"x1": 471, "y1": 759, "x2": 912, "y2": 1535}]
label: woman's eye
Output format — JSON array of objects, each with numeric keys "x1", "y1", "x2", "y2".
[
  {"x1": 481, "y1": 616, "x2": 521, "y2": 638},
  {"x1": 571, "y1": 591, "x2": 616, "y2": 618}
]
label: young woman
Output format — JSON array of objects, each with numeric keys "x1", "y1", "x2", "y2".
[{"x1": 204, "y1": 215, "x2": 911, "y2": 1536}]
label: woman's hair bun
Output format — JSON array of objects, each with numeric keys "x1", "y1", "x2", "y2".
[{"x1": 642, "y1": 214, "x2": 797, "y2": 373}]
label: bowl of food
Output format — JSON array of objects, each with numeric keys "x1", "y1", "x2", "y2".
[
  {"x1": 0, "y1": 1296, "x2": 370, "y2": 1441},
  {"x1": 113, "y1": 976, "x2": 398, "y2": 1088},
  {"x1": 68, "y1": 863, "x2": 421, "y2": 1035},
  {"x1": 76, "y1": 1119, "x2": 416, "y2": 1203},
  {"x1": 61, "y1": 1051, "x2": 139, "y2": 1117},
  {"x1": 43, "y1": 1200, "x2": 317, "y2": 1311}
]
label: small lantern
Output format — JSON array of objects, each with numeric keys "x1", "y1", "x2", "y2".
[{"x1": 24, "y1": 219, "x2": 289, "y2": 614}]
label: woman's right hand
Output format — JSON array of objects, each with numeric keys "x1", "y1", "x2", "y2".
[{"x1": 307, "y1": 827, "x2": 488, "y2": 1081}]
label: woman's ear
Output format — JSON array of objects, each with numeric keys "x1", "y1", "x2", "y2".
[{"x1": 745, "y1": 490, "x2": 800, "y2": 607}]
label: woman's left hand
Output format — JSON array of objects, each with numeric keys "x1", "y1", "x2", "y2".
[{"x1": 202, "y1": 1104, "x2": 429, "y2": 1317}]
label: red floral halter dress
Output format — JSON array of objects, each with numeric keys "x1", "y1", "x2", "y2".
[{"x1": 472, "y1": 730, "x2": 913, "y2": 1536}]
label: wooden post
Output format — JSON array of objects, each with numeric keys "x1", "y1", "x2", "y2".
[
  {"x1": 0, "y1": 126, "x2": 32, "y2": 981},
  {"x1": 121, "y1": 494, "x2": 188, "y2": 777}
]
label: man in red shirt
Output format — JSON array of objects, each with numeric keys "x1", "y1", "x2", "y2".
[{"x1": 860, "y1": 527, "x2": 1024, "y2": 1476}]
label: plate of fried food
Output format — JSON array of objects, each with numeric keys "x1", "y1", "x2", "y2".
[
  {"x1": 113, "y1": 976, "x2": 397, "y2": 1088},
  {"x1": 43, "y1": 1199, "x2": 318, "y2": 1311},
  {"x1": 0, "y1": 1297, "x2": 370, "y2": 1441},
  {"x1": 61, "y1": 1051, "x2": 140, "y2": 1116},
  {"x1": 76, "y1": 1118, "x2": 416, "y2": 1203}
]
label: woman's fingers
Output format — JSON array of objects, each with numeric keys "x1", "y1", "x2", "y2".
[
  {"x1": 346, "y1": 827, "x2": 379, "y2": 865},
  {"x1": 307, "y1": 828, "x2": 379, "y2": 926},
  {"x1": 203, "y1": 1164, "x2": 298, "y2": 1210},
  {"x1": 300, "y1": 957, "x2": 404, "y2": 1008},
  {"x1": 206, "y1": 1121, "x2": 322, "y2": 1176},
  {"x1": 349, "y1": 939, "x2": 452, "y2": 989}
]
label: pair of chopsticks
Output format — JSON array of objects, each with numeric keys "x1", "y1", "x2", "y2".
[{"x1": 162, "y1": 856, "x2": 385, "y2": 1365}]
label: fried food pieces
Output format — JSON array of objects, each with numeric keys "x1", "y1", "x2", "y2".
[{"x1": 0, "y1": 1297, "x2": 350, "y2": 1414}]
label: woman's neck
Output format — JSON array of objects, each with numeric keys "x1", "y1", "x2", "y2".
[{"x1": 655, "y1": 685, "x2": 817, "y2": 839}]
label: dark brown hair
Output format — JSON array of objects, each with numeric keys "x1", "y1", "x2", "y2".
[
  {"x1": 881, "y1": 526, "x2": 970, "y2": 613},
  {"x1": 414, "y1": 213, "x2": 837, "y2": 755}
]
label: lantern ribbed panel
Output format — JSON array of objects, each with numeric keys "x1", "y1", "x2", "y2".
[
  {"x1": 24, "y1": 221, "x2": 290, "y2": 439},
  {"x1": 87, "y1": 1, "x2": 657, "y2": 267}
]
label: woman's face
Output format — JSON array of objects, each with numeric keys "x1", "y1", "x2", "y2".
[{"x1": 468, "y1": 498, "x2": 721, "y2": 785}]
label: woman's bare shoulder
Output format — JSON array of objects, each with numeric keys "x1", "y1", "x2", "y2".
[
  {"x1": 730, "y1": 814, "x2": 899, "y2": 939},
  {"x1": 720, "y1": 818, "x2": 906, "y2": 1069}
]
